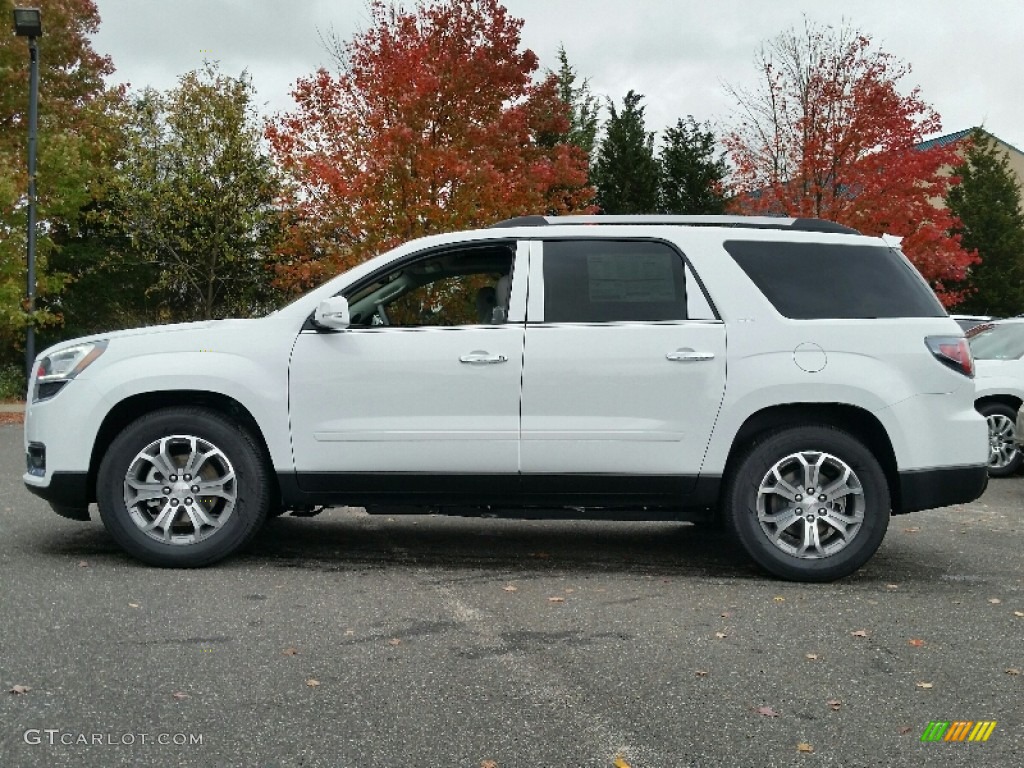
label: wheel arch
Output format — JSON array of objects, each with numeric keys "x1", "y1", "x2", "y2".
[
  {"x1": 88, "y1": 391, "x2": 278, "y2": 506},
  {"x1": 721, "y1": 403, "x2": 900, "y2": 510},
  {"x1": 974, "y1": 393, "x2": 1022, "y2": 413}
]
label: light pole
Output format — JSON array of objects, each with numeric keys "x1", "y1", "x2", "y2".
[{"x1": 13, "y1": 7, "x2": 42, "y2": 378}]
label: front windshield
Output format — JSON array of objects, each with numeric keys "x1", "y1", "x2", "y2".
[{"x1": 968, "y1": 322, "x2": 1024, "y2": 360}]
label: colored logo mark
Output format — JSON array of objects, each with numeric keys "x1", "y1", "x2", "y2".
[{"x1": 920, "y1": 721, "x2": 997, "y2": 742}]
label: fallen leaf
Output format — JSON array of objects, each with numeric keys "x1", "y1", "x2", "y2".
[
  {"x1": 851, "y1": 629, "x2": 869, "y2": 638},
  {"x1": 805, "y1": 653, "x2": 819, "y2": 661},
  {"x1": 344, "y1": 629, "x2": 355, "y2": 636},
  {"x1": 916, "y1": 682, "x2": 933, "y2": 689},
  {"x1": 903, "y1": 527, "x2": 920, "y2": 533},
  {"x1": 78, "y1": 560, "x2": 90, "y2": 568},
  {"x1": 898, "y1": 726, "x2": 913, "y2": 735},
  {"x1": 1006, "y1": 668, "x2": 1021, "y2": 676},
  {"x1": 481, "y1": 761, "x2": 498, "y2": 768},
  {"x1": 387, "y1": 638, "x2": 402, "y2": 646},
  {"x1": 171, "y1": 692, "x2": 189, "y2": 700},
  {"x1": 988, "y1": 598, "x2": 1002, "y2": 605},
  {"x1": 282, "y1": 647, "x2": 299, "y2": 656},
  {"x1": 548, "y1": 596, "x2": 565, "y2": 603},
  {"x1": 695, "y1": 670, "x2": 709, "y2": 677},
  {"x1": 564, "y1": 588, "x2": 575, "y2": 594},
  {"x1": 502, "y1": 584, "x2": 518, "y2": 592},
  {"x1": 826, "y1": 698, "x2": 842, "y2": 710},
  {"x1": 128, "y1": 603, "x2": 140, "y2": 608},
  {"x1": 796, "y1": 743, "x2": 814, "y2": 753},
  {"x1": 1014, "y1": 611, "x2": 1024, "y2": 618},
  {"x1": 9, "y1": 685, "x2": 30, "y2": 695},
  {"x1": 720, "y1": 610, "x2": 734, "y2": 618},
  {"x1": 756, "y1": 705, "x2": 780, "y2": 718},
  {"x1": 886, "y1": 584, "x2": 899, "y2": 590},
  {"x1": 613, "y1": 756, "x2": 632, "y2": 768},
  {"x1": 908, "y1": 638, "x2": 926, "y2": 647},
  {"x1": 306, "y1": 679, "x2": 320, "y2": 688},
  {"x1": 715, "y1": 631, "x2": 728, "y2": 639},
  {"x1": 773, "y1": 596, "x2": 786, "y2": 603}
]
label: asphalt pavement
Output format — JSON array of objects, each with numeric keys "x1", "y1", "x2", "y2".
[{"x1": 0, "y1": 423, "x2": 1021, "y2": 767}]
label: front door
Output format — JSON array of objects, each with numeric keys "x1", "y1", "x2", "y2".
[{"x1": 289, "y1": 241, "x2": 527, "y2": 497}]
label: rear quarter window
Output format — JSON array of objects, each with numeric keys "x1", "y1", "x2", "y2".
[{"x1": 724, "y1": 240, "x2": 946, "y2": 319}]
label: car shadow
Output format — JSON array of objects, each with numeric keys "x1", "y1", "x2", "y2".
[{"x1": 32, "y1": 507, "x2": 963, "y2": 585}]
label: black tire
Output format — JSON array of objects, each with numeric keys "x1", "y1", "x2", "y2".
[
  {"x1": 723, "y1": 425, "x2": 891, "y2": 582},
  {"x1": 978, "y1": 402, "x2": 1023, "y2": 478},
  {"x1": 97, "y1": 407, "x2": 270, "y2": 567}
]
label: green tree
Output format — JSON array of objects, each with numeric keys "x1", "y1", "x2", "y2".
[
  {"x1": 109, "y1": 64, "x2": 283, "y2": 321},
  {"x1": 542, "y1": 45, "x2": 600, "y2": 160},
  {"x1": 948, "y1": 128, "x2": 1024, "y2": 316},
  {"x1": 0, "y1": 0, "x2": 118, "y2": 360},
  {"x1": 592, "y1": 90, "x2": 659, "y2": 214},
  {"x1": 658, "y1": 116, "x2": 728, "y2": 214}
]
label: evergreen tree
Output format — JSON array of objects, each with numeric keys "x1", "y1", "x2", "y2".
[
  {"x1": 658, "y1": 116, "x2": 728, "y2": 214},
  {"x1": 592, "y1": 91, "x2": 659, "y2": 214},
  {"x1": 546, "y1": 45, "x2": 600, "y2": 160},
  {"x1": 948, "y1": 128, "x2": 1024, "y2": 316}
]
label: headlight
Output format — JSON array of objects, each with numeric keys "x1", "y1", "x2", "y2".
[{"x1": 34, "y1": 341, "x2": 108, "y2": 402}]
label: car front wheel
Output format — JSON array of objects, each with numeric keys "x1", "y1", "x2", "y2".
[
  {"x1": 97, "y1": 407, "x2": 270, "y2": 567},
  {"x1": 723, "y1": 425, "x2": 891, "y2": 582}
]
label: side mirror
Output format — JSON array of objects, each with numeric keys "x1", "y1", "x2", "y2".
[{"x1": 314, "y1": 296, "x2": 351, "y2": 330}]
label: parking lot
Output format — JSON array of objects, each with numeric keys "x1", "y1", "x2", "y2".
[{"x1": 1, "y1": 422, "x2": 1020, "y2": 767}]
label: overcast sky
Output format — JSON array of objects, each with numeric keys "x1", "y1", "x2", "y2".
[{"x1": 89, "y1": 0, "x2": 1024, "y2": 151}]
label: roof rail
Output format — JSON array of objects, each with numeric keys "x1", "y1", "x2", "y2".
[{"x1": 488, "y1": 214, "x2": 860, "y2": 235}]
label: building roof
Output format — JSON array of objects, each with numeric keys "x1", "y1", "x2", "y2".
[
  {"x1": 915, "y1": 127, "x2": 1023, "y2": 156},
  {"x1": 915, "y1": 128, "x2": 973, "y2": 151}
]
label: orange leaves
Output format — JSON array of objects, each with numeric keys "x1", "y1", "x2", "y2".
[
  {"x1": 725, "y1": 21, "x2": 974, "y2": 305},
  {"x1": 266, "y1": 0, "x2": 593, "y2": 296}
]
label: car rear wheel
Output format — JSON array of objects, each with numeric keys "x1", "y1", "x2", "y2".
[
  {"x1": 723, "y1": 425, "x2": 891, "y2": 582},
  {"x1": 979, "y1": 402, "x2": 1022, "y2": 477},
  {"x1": 97, "y1": 407, "x2": 270, "y2": 567}
]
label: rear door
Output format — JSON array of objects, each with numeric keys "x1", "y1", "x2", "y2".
[{"x1": 519, "y1": 238, "x2": 727, "y2": 496}]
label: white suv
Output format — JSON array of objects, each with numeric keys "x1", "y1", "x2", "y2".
[{"x1": 23, "y1": 216, "x2": 988, "y2": 581}]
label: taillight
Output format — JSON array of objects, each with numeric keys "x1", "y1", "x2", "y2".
[{"x1": 925, "y1": 336, "x2": 974, "y2": 377}]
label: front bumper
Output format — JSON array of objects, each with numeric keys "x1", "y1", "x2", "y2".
[
  {"x1": 24, "y1": 471, "x2": 91, "y2": 513},
  {"x1": 896, "y1": 464, "x2": 988, "y2": 514}
]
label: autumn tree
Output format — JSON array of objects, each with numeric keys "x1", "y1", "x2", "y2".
[
  {"x1": 108, "y1": 64, "x2": 283, "y2": 321},
  {"x1": 947, "y1": 129, "x2": 1024, "y2": 316},
  {"x1": 0, "y1": 0, "x2": 119, "y2": 364},
  {"x1": 724, "y1": 20, "x2": 975, "y2": 304},
  {"x1": 267, "y1": 0, "x2": 592, "y2": 295},
  {"x1": 592, "y1": 90, "x2": 660, "y2": 214},
  {"x1": 658, "y1": 116, "x2": 728, "y2": 214}
]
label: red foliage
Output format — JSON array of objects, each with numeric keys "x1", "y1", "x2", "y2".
[
  {"x1": 725, "y1": 27, "x2": 976, "y2": 305},
  {"x1": 266, "y1": 0, "x2": 593, "y2": 294}
]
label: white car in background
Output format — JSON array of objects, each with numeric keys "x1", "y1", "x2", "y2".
[{"x1": 969, "y1": 319, "x2": 1024, "y2": 476}]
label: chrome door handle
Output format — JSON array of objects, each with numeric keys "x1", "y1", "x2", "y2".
[
  {"x1": 460, "y1": 351, "x2": 508, "y2": 364},
  {"x1": 666, "y1": 348, "x2": 715, "y2": 362}
]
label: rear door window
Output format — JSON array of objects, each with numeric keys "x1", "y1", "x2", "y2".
[
  {"x1": 541, "y1": 240, "x2": 691, "y2": 322},
  {"x1": 724, "y1": 240, "x2": 946, "y2": 319}
]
